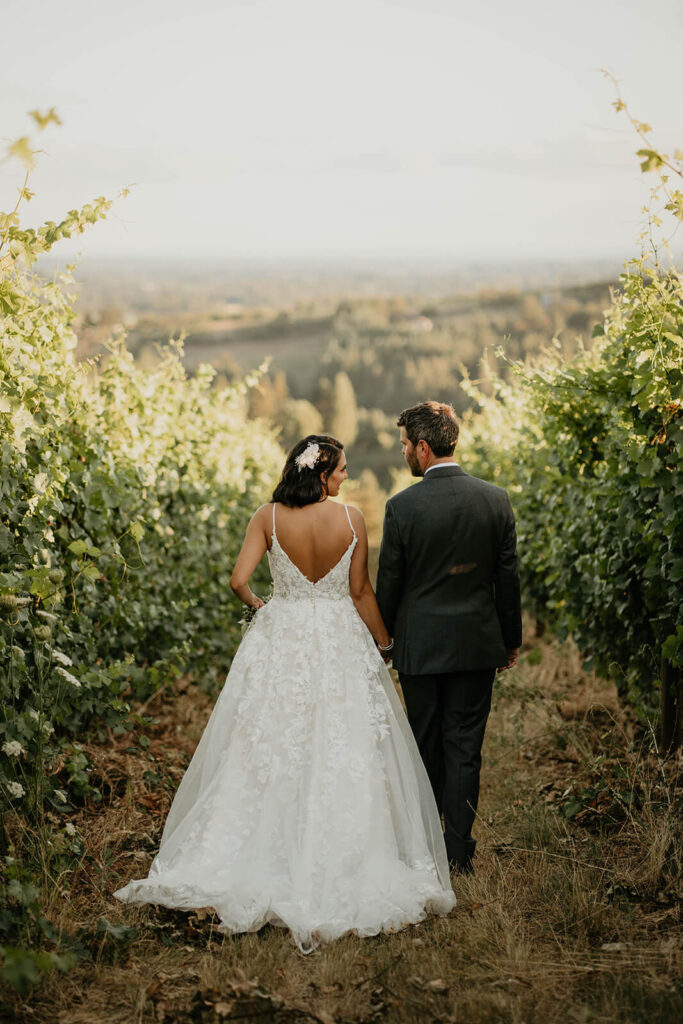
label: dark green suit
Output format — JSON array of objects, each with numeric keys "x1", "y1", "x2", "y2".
[{"x1": 376, "y1": 464, "x2": 522, "y2": 868}]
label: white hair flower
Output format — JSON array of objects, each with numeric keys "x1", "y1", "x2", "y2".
[
  {"x1": 8, "y1": 781, "x2": 25, "y2": 799},
  {"x1": 52, "y1": 650, "x2": 73, "y2": 667},
  {"x1": 55, "y1": 666, "x2": 81, "y2": 689},
  {"x1": 2, "y1": 740, "x2": 25, "y2": 758},
  {"x1": 295, "y1": 442, "x2": 321, "y2": 471}
]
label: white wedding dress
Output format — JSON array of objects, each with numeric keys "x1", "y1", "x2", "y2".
[{"x1": 114, "y1": 504, "x2": 455, "y2": 950}]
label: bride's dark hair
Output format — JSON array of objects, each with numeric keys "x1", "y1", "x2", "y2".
[{"x1": 272, "y1": 434, "x2": 344, "y2": 508}]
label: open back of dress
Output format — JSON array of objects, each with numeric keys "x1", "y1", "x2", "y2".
[{"x1": 269, "y1": 501, "x2": 356, "y2": 584}]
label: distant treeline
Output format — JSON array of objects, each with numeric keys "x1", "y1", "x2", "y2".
[{"x1": 241, "y1": 282, "x2": 611, "y2": 489}]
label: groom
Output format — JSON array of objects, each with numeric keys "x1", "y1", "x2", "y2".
[{"x1": 376, "y1": 401, "x2": 522, "y2": 874}]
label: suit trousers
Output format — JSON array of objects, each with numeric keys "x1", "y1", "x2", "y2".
[{"x1": 399, "y1": 668, "x2": 495, "y2": 868}]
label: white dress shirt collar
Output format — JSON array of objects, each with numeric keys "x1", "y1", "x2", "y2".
[{"x1": 424, "y1": 462, "x2": 459, "y2": 474}]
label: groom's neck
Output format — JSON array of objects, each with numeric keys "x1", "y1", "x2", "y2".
[{"x1": 422, "y1": 456, "x2": 458, "y2": 474}]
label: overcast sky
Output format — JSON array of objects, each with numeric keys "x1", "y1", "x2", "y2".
[{"x1": 2, "y1": 0, "x2": 681, "y2": 265}]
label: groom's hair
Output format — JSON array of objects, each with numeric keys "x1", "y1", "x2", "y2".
[{"x1": 397, "y1": 401, "x2": 459, "y2": 456}]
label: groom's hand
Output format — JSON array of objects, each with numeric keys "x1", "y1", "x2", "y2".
[{"x1": 497, "y1": 648, "x2": 519, "y2": 673}]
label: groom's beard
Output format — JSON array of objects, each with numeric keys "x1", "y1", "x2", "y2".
[{"x1": 406, "y1": 451, "x2": 423, "y2": 477}]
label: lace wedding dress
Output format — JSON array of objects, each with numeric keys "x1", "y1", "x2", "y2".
[{"x1": 114, "y1": 505, "x2": 455, "y2": 951}]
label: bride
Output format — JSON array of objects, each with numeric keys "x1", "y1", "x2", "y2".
[{"x1": 114, "y1": 434, "x2": 455, "y2": 951}]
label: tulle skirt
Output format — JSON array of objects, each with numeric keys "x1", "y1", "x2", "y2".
[{"x1": 114, "y1": 593, "x2": 455, "y2": 951}]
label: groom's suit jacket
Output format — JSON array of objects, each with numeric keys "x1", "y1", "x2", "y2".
[{"x1": 375, "y1": 465, "x2": 522, "y2": 674}]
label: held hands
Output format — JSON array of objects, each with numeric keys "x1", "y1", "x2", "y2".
[{"x1": 377, "y1": 637, "x2": 394, "y2": 664}]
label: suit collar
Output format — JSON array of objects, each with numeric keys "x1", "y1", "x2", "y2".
[{"x1": 422, "y1": 465, "x2": 466, "y2": 480}]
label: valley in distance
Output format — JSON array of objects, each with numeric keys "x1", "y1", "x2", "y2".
[{"x1": 51, "y1": 255, "x2": 620, "y2": 551}]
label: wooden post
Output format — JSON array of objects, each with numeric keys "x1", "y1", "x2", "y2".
[{"x1": 660, "y1": 656, "x2": 681, "y2": 754}]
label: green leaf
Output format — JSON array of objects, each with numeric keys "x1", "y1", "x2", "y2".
[
  {"x1": 0, "y1": 947, "x2": 41, "y2": 994},
  {"x1": 8, "y1": 137, "x2": 37, "y2": 170},
  {"x1": 669, "y1": 559, "x2": 683, "y2": 583},
  {"x1": 563, "y1": 798, "x2": 584, "y2": 819},
  {"x1": 68, "y1": 540, "x2": 88, "y2": 556},
  {"x1": 664, "y1": 191, "x2": 683, "y2": 221},
  {"x1": 636, "y1": 148, "x2": 664, "y2": 173},
  {"x1": 129, "y1": 521, "x2": 145, "y2": 542}
]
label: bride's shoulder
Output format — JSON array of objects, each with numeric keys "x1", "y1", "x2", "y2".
[
  {"x1": 344, "y1": 503, "x2": 363, "y2": 518},
  {"x1": 344, "y1": 504, "x2": 366, "y2": 531},
  {"x1": 251, "y1": 502, "x2": 275, "y2": 524}
]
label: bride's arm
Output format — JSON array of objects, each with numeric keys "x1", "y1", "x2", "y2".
[
  {"x1": 348, "y1": 507, "x2": 392, "y2": 652},
  {"x1": 230, "y1": 505, "x2": 270, "y2": 609}
]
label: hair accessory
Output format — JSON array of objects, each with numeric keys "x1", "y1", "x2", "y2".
[{"x1": 295, "y1": 442, "x2": 321, "y2": 471}]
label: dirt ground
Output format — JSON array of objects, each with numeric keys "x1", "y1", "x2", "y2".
[{"x1": 2, "y1": 631, "x2": 680, "y2": 1023}]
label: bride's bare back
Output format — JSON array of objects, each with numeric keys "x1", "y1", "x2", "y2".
[
  {"x1": 230, "y1": 492, "x2": 390, "y2": 652},
  {"x1": 270, "y1": 501, "x2": 355, "y2": 583}
]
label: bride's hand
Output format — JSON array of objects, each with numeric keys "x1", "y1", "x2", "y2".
[
  {"x1": 250, "y1": 597, "x2": 265, "y2": 611},
  {"x1": 377, "y1": 638, "x2": 394, "y2": 663}
]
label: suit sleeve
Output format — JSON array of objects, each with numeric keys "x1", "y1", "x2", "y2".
[
  {"x1": 375, "y1": 500, "x2": 405, "y2": 636},
  {"x1": 494, "y1": 495, "x2": 522, "y2": 649}
]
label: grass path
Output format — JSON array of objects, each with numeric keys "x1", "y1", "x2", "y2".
[{"x1": 4, "y1": 632, "x2": 680, "y2": 1023}]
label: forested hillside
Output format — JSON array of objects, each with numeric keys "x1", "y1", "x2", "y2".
[{"x1": 73, "y1": 267, "x2": 613, "y2": 491}]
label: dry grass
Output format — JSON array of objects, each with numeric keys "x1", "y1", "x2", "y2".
[{"x1": 2, "y1": 633, "x2": 681, "y2": 1023}]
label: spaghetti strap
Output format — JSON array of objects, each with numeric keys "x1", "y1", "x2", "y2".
[
  {"x1": 271, "y1": 502, "x2": 277, "y2": 542},
  {"x1": 344, "y1": 504, "x2": 356, "y2": 537}
]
